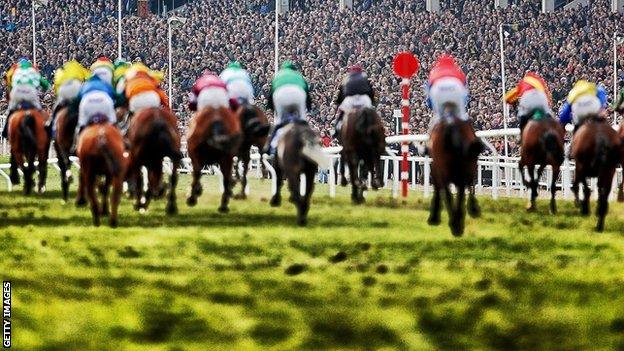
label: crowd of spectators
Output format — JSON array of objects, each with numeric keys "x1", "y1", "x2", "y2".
[{"x1": 1, "y1": 0, "x2": 623, "y2": 154}]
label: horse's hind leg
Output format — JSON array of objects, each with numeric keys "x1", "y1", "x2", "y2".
[
  {"x1": 596, "y1": 169, "x2": 615, "y2": 232},
  {"x1": 286, "y1": 169, "x2": 304, "y2": 224},
  {"x1": 37, "y1": 144, "x2": 49, "y2": 194},
  {"x1": 55, "y1": 143, "x2": 70, "y2": 202},
  {"x1": 270, "y1": 160, "x2": 283, "y2": 207},
  {"x1": 371, "y1": 151, "x2": 383, "y2": 190},
  {"x1": 581, "y1": 178, "x2": 591, "y2": 216},
  {"x1": 186, "y1": 159, "x2": 203, "y2": 207},
  {"x1": 618, "y1": 177, "x2": 624, "y2": 202},
  {"x1": 467, "y1": 184, "x2": 481, "y2": 218},
  {"x1": 133, "y1": 165, "x2": 145, "y2": 211},
  {"x1": 450, "y1": 185, "x2": 466, "y2": 237},
  {"x1": 525, "y1": 164, "x2": 536, "y2": 212},
  {"x1": 9, "y1": 153, "x2": 20, "y2": 185},
  {"x1": 427, "y1": 185, "x2": 442, "y2": 225},
  {"x1": 218, "y1": 157, "x2": 234, "y2": 213},
  {"x1": 348, "y1": 156, "x2": 363, "y2": 204},
  {"x1": 110, "y1": 176, "x2": 123, "y2": 228},
  {"x1": 166, "y1": 158, "x2": 179, "y2": 215},
  {"x1": 99, "y1": 176, "x2": 111, "y2": 217},
  {"x1": 550, "y1": 165, "x2": 560, "y2": 215},
  {"x1": 298, "y1": 165, "x2": 316, "y2": 226},
  {"x1": 84, "y1": 171, "x2": 100, "y2": 227},
  {"x1": 234, "y1": 153, "x2": 250, "y2": 200},
  {"x1": 23, "y1": 152, "x2": 35, "y2": 195},
  {"x1": 339, "y1": 153, "x2": 348, "y2": 187}
]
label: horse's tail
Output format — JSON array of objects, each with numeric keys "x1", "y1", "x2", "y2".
[
  {"x1": 593, "y1": 134, "x2": 620, "y2": 172},
  {"x1": 20, "y1": 111, "x2": 37, "y2": 158},
  {"x1": 540, "y1": 131, "x2": 564, "y2": 164},
  {"x1": 98, "y1": 130, "x2": 121, "y2": 175},
  {"x1": 152, "y1": 117, "x2": 182, "y2": 162},
  {"x1": 240, "y1": 105, "x2": 269, "y2": 138},
  {"x1": 300, "y1": 126, "x2": 331, "y2": 169}
]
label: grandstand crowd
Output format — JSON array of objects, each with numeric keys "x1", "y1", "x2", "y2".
[{"x1": 1, "y1": 0, "x2": 623, "y2": 153}]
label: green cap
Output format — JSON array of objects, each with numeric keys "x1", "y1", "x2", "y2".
[
  {"x1": 280, "y1": 61, "x2": 297, "y2": 70},
  {"x1": 227, "y1": 61, "x2": 243, "y2": 70}
]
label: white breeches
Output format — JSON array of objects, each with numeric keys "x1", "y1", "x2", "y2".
[
  {"x1": 8, "y1": 84, "x2": 41, "y2": 110},
  {"x1": 429, "y1": 77, "x2": 468, "y2": 122},
  {"x1": 92, "y1": 67, "x2": 113, "y2": 85},
  {"x1": 227, "y1": 80, "x2": 255, "y2": 104},
  {"x1": 129, "y1": 91, "x2": 161, "y2": 113},
  {"x1": 572, "y1": 95, "x2": 602, "y2": 124},
  {"x1": 338, "y1": 94, "x2": 373, "y2": 112},
  {"x1": 78, "y1": 91, "x2": 116, "y2": 127},
  {"x1": 197, "y1": 87, "x2": 229, "y2": 111},
  {"x1": 518, "y1": 89, "x2": 551, "y2": 117},
  {"x1": 57, "y1": 79, "x2": 83, "y2": 103},
  {"x1": 272, "y1": 85, "x2": 307, "y2": 125}
]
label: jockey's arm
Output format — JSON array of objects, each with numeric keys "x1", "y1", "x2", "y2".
[
  {"x1": 558, "y1": 102, "x2": 572, "y2": 126},
  {"x1": 40, "y1": 76, "x2": 51, "y2": 92},
  {"x1": 157, "y1": 89, "x2": 170, "y2": 109},
  {"x1": 188, "y1": 92, "x2": 198, "y2": 112}
]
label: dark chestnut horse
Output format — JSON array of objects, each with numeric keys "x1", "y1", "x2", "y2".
[
  {"x1": 77, "y1": 121, "x2": 127, "y2": 227},
  {"x1": 186, "y1": 106, "x2": 241, "y2": 212},
  {"x1": 427, "y1": 118, "x2": 484, "y2": 236},
  {"x1": 270, "y1": 117, "x2": 329, "y2": 226},
  {"x1": 53, "y1": 103, "x2": 81, "y2": 203},
  {"x1": 339, "y1": 106, "x2": 386, "y2": 204},
  {"x1": 233, "y1": 103, "x2": 269, "y2": 199},
  {"x1": 519, "y1": 112, "x2": 565, "y2": 213},
  {"x1": 126, "y1": 107, "x2": 182, "y2": 214},
  {"x1": 8, "y1": 108, "x2": 50, "y2": 195},
  {"x1": 571, "y1": 117, "x2": 621, "y2": 232}
]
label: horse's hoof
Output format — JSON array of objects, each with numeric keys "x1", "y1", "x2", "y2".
[
  {"x1": 595, "y1": 223, "x2": 605, "y2": 232},
  {"x1": 618, "y1": 192, "x2": 624, "y2": 203},
  {"x1": 450, "y1": 226, "x2": 464, "y2": 237},
  {"x1": 186, "y1": 197, "x2": 197, "y2": 207},
  {"x1": 270, "y1": 196, "x2": 281, "y2": 207},
  {"x1": 297, "y1": 217, "x2": 308, "y2": 226},
  {"x1": 109, "y1": 218, "x2": 118, "y2": 228},
  {"x1": 75, "y1": 198, "x2": 87, "y2": 207},
  {"x1": 166, "y1": 203, "x2": 178, "y2": 215},
  {"x1": 10, "y1": 175, "x2": 19, "y2": 185},
  {"x1": 340, "y1": 179, "x2": 348, "y2": 187},
  {"x1": 427, "y1": 216, "x2": 441, "y2": 226},
  {"x1": 218, "y1": 206, "x2": 229, "y2": 213},
  {"x1": 38, "y1": 185, "x2": 46, "y2": 194},
  {"x1": 525, "y1": 203, "x2": 536, "y2": 213},
  {"x1": 139, "y1": 208, "x2": 147, "y2": 215},
  {"x1": 101, "y1": 209, "x2": 110, "y2": 217},
  {"x1": 234, "y1": 193, "x2": 247, "y2": 200},
  {"x1": 549, "y1": 203, "x2": 557, "y2": 215},
  {"x1": 93, "y1": 219, "x2": 101, "y2": 227},
  {"x1": 468, "y1": 206, "x2": 481, "y2": 218}
]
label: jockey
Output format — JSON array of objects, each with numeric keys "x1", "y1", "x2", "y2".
[
  {"x1": 123, "y1": 63, "x2": 169, "y2": 114},
  {"x1": 90, "y1": 57, "x2": 115, "y2": 87},
  {"x1": 47, "y1": 60, "x2": 91, "y2": 135},
  {"x1": 2, "y1": 58, "x2": 50, "y2": 138},
  {"x1": 425, "y1": 54, "x2": 468, "y2": 124},
  {"x1": 504, "y1": 72, "x2": 552, "y2": 131},
  {"x1": 265, "y1": 61, "x2": 311, "y2": 154},
  {"x1": 559, "y1": 80, "x2": 608, "y2": 131},
  {"x1": 113, "y1": 59, "x2": 131, "y2": 100},
  {"x1": 334, "y1": 65, "x2": 375, "y2": 138},
  {"x1": 188, "y1": 72, "x2": 229, "y2": 112},
  {"x1": 73, "y1": 75, "x2": 117, "y2": 147},
  {"x1": 219, "y1": 61, "x2": 255, "y2": 109}
]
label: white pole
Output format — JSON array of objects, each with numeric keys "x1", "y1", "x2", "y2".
[
  {"x1": 274, "y1": 0, "x2": 279, "y2": 74},
  {"x1": 614, "y1": 32, "x2": 619, "y2": 125},
  {"x1": 31, "y1": 1, "x2": 36, "y2": 65},
  {"x1": 118, "y1": 0, "x2": 122, "y2": 60},
  {"x1": 168, "y1": 22, "x2": 173, "y2": 102},
  {"x1": 499, "y1": 24, "x2": 509, "y2": 157}
]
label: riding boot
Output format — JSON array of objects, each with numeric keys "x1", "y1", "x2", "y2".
[
  {"x1": 46, "y1": 101, "x2": 64, "y2": 138},
  {"x1": 70, "y1": 126, "x2": 83, "y2": 155}
]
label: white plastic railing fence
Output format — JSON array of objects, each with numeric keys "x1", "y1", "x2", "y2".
[{"x1": 1, "y1": 126, "x2": 623, "y2": 201}]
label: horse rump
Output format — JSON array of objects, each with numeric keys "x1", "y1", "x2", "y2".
[
  {"x1": 297, "y1": 125, "x2": 331, "y2": 170},
  {"x1": 540, "y1": 131, "x2": 564, "y2": 164},
  {"x1": 19, "y1": 111, "x2": 37, "y2": 156}
]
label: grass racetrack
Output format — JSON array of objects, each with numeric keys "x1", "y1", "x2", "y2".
[{"x1": 3, "y1": 171, "x2": 624, "y2": 350}]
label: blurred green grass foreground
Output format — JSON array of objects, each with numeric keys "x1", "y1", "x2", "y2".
[{"x1": 2, "y1": 174, "x2": 624, "y2": 350}]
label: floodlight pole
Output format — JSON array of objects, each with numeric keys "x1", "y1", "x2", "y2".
[
  {"x1": 499, "y1": 23, "x2": 509, "y2": 157},
  {"x1": 274, "y1": 0, "x2": 279, "y2": 74},
  {"x1": 167, "y1": 16, "x2": 187, "y2": 107},
  {"x1": 31, "y1": 1, "x2": 37, "y2": 65},
  {"x1": 118, "y1": 0, "x2": 122, "y2": 60}
]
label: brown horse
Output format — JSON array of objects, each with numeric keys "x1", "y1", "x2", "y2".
[
  {"x1": 233, "y1": 103, "x2": 269, "y2": 199},
  {"x1": 427, "y1": 118, "x2": 484, "y2": 236},
  {"x1": 519, "y1": 113, "x2": 565, "y2": 213},
  {"x1": 186, "y1": 106, "x2": 241, "y2": 212},
  {"x1": 126, "y1": 107, "x2": 182, "y2": 214},
  {"x1": 270, "y1": 120, "x2": 327, "y2": 226},
  {"x1": 571, "y1": 117, "x2": 621, "y2": 232},
  {"x1": 339, "y1": 106, "x2": 386, "y2": 204},
  {"x1": 53, "y1": 103, "x2": 81, "y2": 203},
  {"x1": 8, "y1": 109, "x2": 50, "y2": 195},
  {"x1": 77, "y1": 121, "x2": 127, "y2": 227}
]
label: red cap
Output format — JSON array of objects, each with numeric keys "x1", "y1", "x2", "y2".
[
  {"x1": 348, "y1": 65, "x2": 363, "y2": 73},
  {"x1": 428, "y1": 55, "x2": 466, "y2": 85}
]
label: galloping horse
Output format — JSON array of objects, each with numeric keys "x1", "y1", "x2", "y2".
[
  {"x1": 270, "y1": 109, "x2": 329, "y2": 226},
  {"x1": 339, "y1": 106, "x2": 386, "y2": 204},
  {"x1": 53, "y1": 103, "x2": 81, "y2": 203},
  {"x1": 427, "y1": 117, "x2": 484, "y2": 236},
  {"x1": 571, "y1": 117, "x2": 621, "y2": 232},
  {"x1": 8, "y1": 108, "x2": 50, "y2": 195},
  {"x1": 77, "y1": 119, "x2": 127, "y2": 227},
  {"x1": 233, "y1": 103, "x2": 269, "y2": 199},
  {"x1": 126, "y1": 107, "x2": 182, "y2": 214},
  {"x1": 519, "y1": 111, "x2": 565, "y2": 213},
  {"x1": 186, "y1": 106, "x2": 241, "y2": 212}
]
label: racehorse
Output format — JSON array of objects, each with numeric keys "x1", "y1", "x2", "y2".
[
  {"x1": 126, "y1": 107, "x2": 182, "y2": 214},
  {"x1": 571, "y1": 117, "x2": 621, "y2": 232},
  {"x1": 519, "y1": 112, "x2": 565, "y2": 213},
  {"x1": 186, "y1": 106, "x2": 241, "y2": 212},
  {"x1": 8, "y1": 108, "x2": 50, "y2": 195},
  {"x1": 53, "y1": 103, "x2": 81, "y2": 203},
  {"x1": 233, "y1": 103, "x2": 270, "y2": 199},
  {"x1": 339, "y1": 106, "x2": 386, "y2": 204},
  {"x1": 427, "y1": 117, "x2": 484, "y2": 236},
  {"x1": 76, "y1": 119, "x2": 127, "y2": 227},
  {"x1": 270, "y1": 109, "x2": 329, "y2": 226}
]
